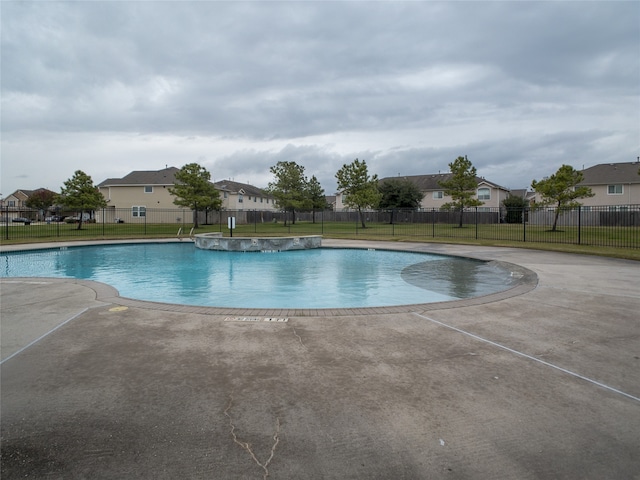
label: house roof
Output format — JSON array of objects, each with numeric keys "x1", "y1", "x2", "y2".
[
  {"x1": 578, "y1": 162, "x2": 640, "y2": 186},
  {"x1": 379, "y1": 174, "x2": 508, "y2": 191},
  {"x1": 6, "y1": 190, "x2": 33, "y2": 200},
  {"x1": 97, "y1": 168, "x2": 274, "y2": 199},
  {"x1": 5, "y1": 188, "x2": 56, "y2": 200},
  {"x1": 213, "y1": 179, "x2": 272, "y2": 198},
  {"x1": 508, "y1": 188, "x2": 535, "y2": 200},
  {"x1": 97, "y1": 167, "x2": 180, "y2": 187}
]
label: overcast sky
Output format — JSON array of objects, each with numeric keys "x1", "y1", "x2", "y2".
[{"x1": 1, "y1": 1, "x2": 638, "y2": 198}]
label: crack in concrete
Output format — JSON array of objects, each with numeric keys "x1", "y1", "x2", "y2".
[
  {"x1": 224, "y1": 395, "x2": 281, "y2": 479},
  {"x1": 292, "y1": 326, "x2": 305, "y2": 348}
]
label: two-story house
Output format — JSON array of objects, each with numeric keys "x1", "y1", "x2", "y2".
[
  {"x1": 576, "y1": 162, "x2": 640, "y2": 209},
  {"x1": 98, "y1": 167, "x2": 180, "y2": 215},
  {"x1": 1, "y1": 188, "x2": 58, "y2": 221},
  {"x1": 335, "y1": 174, "x2": 510, "y2": 211},
  {"x1": 97, "y1": 167, "x2": 278, "y2": 222},
  {"x1": 213, "y1": 179, "x2": 277, "y2": 211}
]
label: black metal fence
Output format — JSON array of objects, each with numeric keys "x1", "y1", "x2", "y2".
[{"x1": 2, "y1": 205, "x2": 639, "y2": 249}]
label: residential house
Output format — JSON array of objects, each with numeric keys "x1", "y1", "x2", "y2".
[
  {"x1": 335, "y1": 174, "x2": 510, "y2": 211},
  {"x1": 325, "y1": 195, "x2": 337, "y2": 211},
  {"x1": 213, "y1": 179, "x2": 277, "y2": 211},
  {"x1": 97, "y1": 167, "x2": 277, "y2": 223},
  {"x1": 2, "y1": 190, "x2": 33, "y2": 219},
  {"x1": 1, "y1": 188, "x2": 57, "y2": 220},
  {"x1": 508, "y1": 189, "x2": 536, "y2": 203},
  {"x1": 576, "y1": 162, "x2": 640, "y2": 208},
  {"x1": 98, "y1": 167, "x2": 180, "y2": 211}
]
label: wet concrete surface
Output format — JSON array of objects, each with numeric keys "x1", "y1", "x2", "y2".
[{"x1": 1, "y1": 240, "x2": 639, "y2": 479}]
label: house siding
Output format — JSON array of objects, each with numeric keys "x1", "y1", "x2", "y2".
[
  {"x1": 96, "y1": 168, "x2": 278, "y2": 219},
  {"x1": 531, "y1": 163, "x2": 640, "y2": 208},
  {"x1": 100, "y1": 185, "x2": 176, "y2": 209},
  {"x1": 578, "y1": 183, "x2": 640, "y2": 207}
]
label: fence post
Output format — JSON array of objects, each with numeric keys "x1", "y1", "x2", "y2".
[
  {"x1": 4, "y1": 206, "x2": 8, "y2": 241},
  {"x1": 144, "y1": 211, "x2": 147, "y2": 235},
  {"x1": 392, "y1": 209, "x2": 395, "y2": 236},
  {"x1": 102, "y1": 208, "x2": 105, "y2": 236},
  {"x1": 432, "y1": 208, "x2": 435, "y2": 237},
  {"x1": 522, "y1": 207, "x2": 526, "y2": 243},
  {"x1": 577, "y1": 206, "x2": 581, "y2": 245},
  {"x1": 475, "y1": 207, "x2": 478, "y2": 240}
]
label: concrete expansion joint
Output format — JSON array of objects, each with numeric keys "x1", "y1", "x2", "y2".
[{"x1": 224, "y1": 395, "x2": 281, "y2": 479}]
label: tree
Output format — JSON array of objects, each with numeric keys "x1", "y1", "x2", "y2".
[
  {"x1": 438, "y1": 155, "x2": 483, "y2": 227},
  {"x1": 502, "y1": 193, "x2": 528, "y2": 224},
  {"x1": 378, "y1": 178, "x2": 424, "y2": 223},
  {"x1": 335, "y1": 159, "x2": 381, "y2": 228},
  {"x1": 531, "y1": 164, "x2": 594, "y2": 232},
  {"x1": 306, "y1": 175, "x2": 326, "y2": 223},
  {"x1": 266, "y1": 161, "x2": 310, "y2": 225},
  {"x1": 168, "y1": 163, "x2": 221, "y2": 229},
  {"x1": 25, "y1": 188, "x2": 57, "y2": 219},
  {"x1": 57, "y1": 170, "x2": 107, "y2": 230}
]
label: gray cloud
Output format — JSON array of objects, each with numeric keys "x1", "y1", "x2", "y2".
[{"x1": 1, "y1": 1, "x2": 638, "y2": 197}]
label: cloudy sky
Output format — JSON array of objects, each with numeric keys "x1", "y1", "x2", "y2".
[{"x1": 1, "y1": 1, "x2": 638, "y2": 198}]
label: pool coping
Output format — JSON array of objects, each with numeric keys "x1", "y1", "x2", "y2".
[{"x1": 0, "y1": 238, "x2": 538, "y2": 316}]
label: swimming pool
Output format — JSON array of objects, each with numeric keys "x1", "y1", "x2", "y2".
[{"x1": 1, "y1": 243, "x2": 516, "y2": 309}]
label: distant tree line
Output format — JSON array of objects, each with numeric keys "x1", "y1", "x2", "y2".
[{"x1": 30, "y1": 156, "x2": 594, "y2": 232}]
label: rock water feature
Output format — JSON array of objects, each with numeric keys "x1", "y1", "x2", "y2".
[{"x1": 193, "y1": 233, "x2": 322, "y2": 252}]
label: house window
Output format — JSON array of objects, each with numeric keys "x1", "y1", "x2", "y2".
[
  {"x1": 8, "y1": 200, "x2": 15, "y2": 207},
  {"x1": 260, "y1": 197, "x2": 263, "y2": 203},
  {"x1": 608, "y1": 184, "x2": 623, "y2": 195},
  {"x1": 144, "y1": 186, "x2": 153, "y2": 193},
  {"x1": 477, "y1": 188, "x2": 491, "y2": 200},
  {"x1": 132, "y1": 206, "x2": 146, "y2": 217},
  {"x1": 432, "y1": 191, "x2": 444, "y2": 199},
  {"x1": 223, "y1": 191, "x2": 228, "y2": 198},
  {"x1": 238, "y1": 194, "x2": 243, "y2": 203},
  {"x1": 254, "y1": 196, "x2": 257, "y2": 202}
]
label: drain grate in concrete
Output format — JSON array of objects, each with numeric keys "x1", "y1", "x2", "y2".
[{"x1": 224, "y1": 317, "x2": 288, "y2": 323}]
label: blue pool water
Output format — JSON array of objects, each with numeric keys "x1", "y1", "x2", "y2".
[{"x1": 1, "y1": 244, "x2": 515, "y2": 309}]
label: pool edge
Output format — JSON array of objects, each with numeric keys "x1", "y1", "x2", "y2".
[{"x1": 1, "y1": 238, "x2": 539, "y2": 317}]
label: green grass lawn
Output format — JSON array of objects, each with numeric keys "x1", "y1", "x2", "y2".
[{"x1": 2, "y1": 220, "x2": 638, "y2": 261}]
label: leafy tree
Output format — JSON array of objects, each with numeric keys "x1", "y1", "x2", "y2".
[
  {"x1": 306, "y1": 175, "x2": 326, "y2": 223},
  {"x1": 266, "y1": 161, "x2": 310, "y2": 225},
  {"x1": 378, "y1": 178, "x2": 424, "y2": 223},
  {"x1": 168, "y1": 163, "x2": 221, "y2": 228},
  {"x1": 502, "y1": 194, "x2": 528, "y2": 224},
  {"x1": 438, "y1": 155, "x2": 483, "y2": 227},
  {"x1": 26, "y1": 188, "x2": 57, "y2": 219},
  {"x1": 531, "y1": 164, "x2": 594, "y2": 232},
  {"x1": 57, "y1": 170, "x2": 107, "y2": 230},
  {"x1": 335, "y1": 159, "x2": 381, "y2": 228}
]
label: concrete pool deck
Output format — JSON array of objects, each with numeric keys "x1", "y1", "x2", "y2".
[{"x1": 1, "y1": 239, "x2": 639, "y2": 479}]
